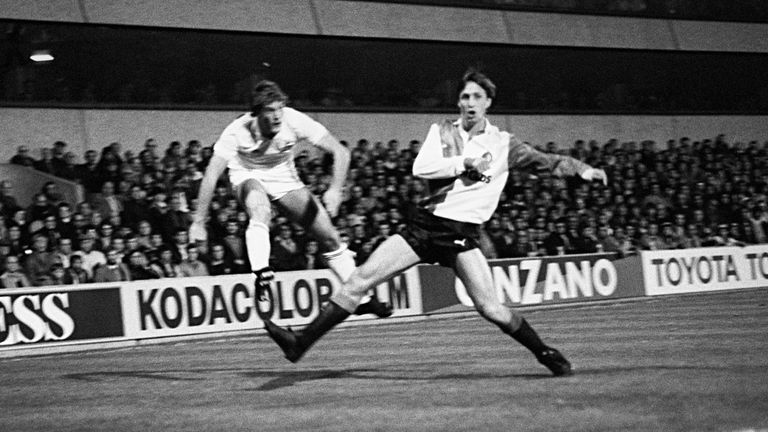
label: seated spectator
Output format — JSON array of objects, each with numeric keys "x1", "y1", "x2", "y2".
[
  {"x1": 543, "y1": 218, "x2": 573, "y2": 256},
  {"x1": 122, "y1": 186, "x2": 154, "y2": 230},
  {"x1": 179, "y1": 244, "x2": 209, "y2": 277},
  {"x1": 169, "y1": 228, "x2": 191, "y2": 265},
  {"x1": 221, "y1": 220, "x2": 248, "y2": 273},
  {"x1": 49, "y1": 263, "x2": 72, "y2": 285},
  {"x1": 271, "y1": 223, "x2": 303, "y2": 271},
  {"x1": 27, "y1": 193, "x2": 56, "y2": 227},
  {"x1": 155, "y1": 246, "x2": 181, "y2": 278},
  {"x1": 0, "y1": 255, "x2": 31, "y2": 288},
  {"x1": 91, "y1": 181, "x2": 123, "y2": 220},
  {"x1": 53, "y1": 237, "x2": 75, "y2": 269},
  {"x1": 300, "y1": 239, "x2": 326, "y2": 270},
  {"x1": 66, "y1": 254, "x2": 90, "y2": 284},
  {"x1": 92, "y1": 248, "x2": 131, "y2": 282},
  {"x1": 208, "y1": 242, "x2": 236, "y2": 276},
  {"x1": 56, "y1": 203, "x2": 79, "y2": 242},
  {"x1": 24, "y1": 233, "x2": 56, "y2": 286},
  {"x1": 596, "y1": 225, "x2": 621, "y2": 254},
  {"x1": 73, "y1": 236, "x2": 107, "y2": 280},
  {"x1": 126, "y1": 250, "x2": 162, "y2": 280}
]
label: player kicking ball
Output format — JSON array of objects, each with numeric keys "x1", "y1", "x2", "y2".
[
  {"x1": 264, "y1": 69, "x2": 608, "y2": 376},
  {"x1": 190, "y1": 80, "x2": 391, "y2": 318}
]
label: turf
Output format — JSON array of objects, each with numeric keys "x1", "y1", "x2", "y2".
[{"x1": 1, "y1": 289, "x2": 767, "y2": 432}]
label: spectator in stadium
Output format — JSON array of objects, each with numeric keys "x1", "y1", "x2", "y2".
[
  {"x1": 0, "y1": 181, "x2": 21, "y2": 216},
  {"x1": 5, "y1": 225, "x2": 27, "y2": 257},
  {"x1": 55, "y1": 203, "x2": 78, "y2": 243},
  {"x1": 300, "y1": 239, "x2": 326, "y2": 270},
  {"x1": 168, "y1": 228, "x2": 191, "y2": 265},
  {"x1": 42, "y1": 182, "x2": 65, "y2": 206},
  {"x1": 271, "y1": 223, "x2": 303, "y2": 271},
  {"x1": 52, "y1": 236, "x2": 75, "y2": 269},
  {"x1": 91, "y1": 181, "x2": 123, "y2": 220},
  {"x1": 122, "y1": 185, "x2": 154, "y2": 229},
  {"x1": 207, "y1": 242, "x2": 235, "y2": 276},
  {"x1": 24, "y1": 233, "x2": 56, "y2": 286},
  {"x1": 76, "y1": 150, "x2": 103, "y2": 199},
  {"x1": 92, "y1": 248, "x2": 131, "y2": 282},
  {"x1": 35, "y1": 214, "x2": 62, "y2": 250},
  {"x1": 58, "y1": 152, "x2": 80, "y2": 180},
  {"x1": 155, "y1": 246, "x2": 181, "y2": 278},
  {"x1": 48, "y1": 263, "x2": 71, "y2": 285},
  {"x1": 27, "y1": 193, "x2": 56, "y2": 228},
  {"x1": 179, "y1": 244, "x2": 209, "y2": 277},
  {"x1": 66, "y1": 254, "x2": 90, "y2": 284},
  {"x1": 73, "y1": 236, "x2": 106, "y2": 280},
  {"x1": 189, "y1": 79, "x2": 390, "y2": 318},
  {"x1": 33, "y1": 147, "x2": 56, "y2": 174},
  {"x1": 126, "y1": 250, "x2": 162, "y2": 280},
  {"x1": 263, "y1": 68, "x2": 607, "y2": 375},
  {"x1": 9, "y1": 145, "x2": 34, "y2": 167},
  {"x1": 542, "y1": 218, "x2": 572, "y2": 256},
  {"x1": 0, "y1": 255, "x2": 31, "y2": 288}
]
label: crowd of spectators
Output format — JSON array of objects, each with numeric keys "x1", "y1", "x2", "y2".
[{"x1": 1, "y1": 132, "x2": 767, "y2": 288}]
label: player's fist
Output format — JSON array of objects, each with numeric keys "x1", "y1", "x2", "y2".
[
  {"x1": 581, "y1": 168, "x2": 608, "y2": 186},
  {"x1": 323, "y1": 187, "x2": 343, "y2": 218},
  {"x1": 189, "y1": 221, "x2": 208, "y2": 242},
  {"x1": 464, "y1": 155, "x2": 491, "y2": 173}
]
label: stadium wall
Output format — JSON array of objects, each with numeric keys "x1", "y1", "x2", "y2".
[
  {"x1": 1, "y1": 0, "x2": 767, "y2": 52},
  {"x1": 1, "y1": 108, "x2": 767, "y2": 160},
  {"x1": 2, "y1": 247, "x2": 765, "y2": 358}
]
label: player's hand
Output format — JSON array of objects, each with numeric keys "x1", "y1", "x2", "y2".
[
  {"x1": 464, "y1": 154, "x2": 492, "y2": 173},
  {"x1": 323, "y1": 187, "x2": 343, "y2": 218},
  {"x1": 189, "y1": 221, "x2": 208, "y2": 242},
  {"x1": 581, "y1": 168, "x2": 608, "y2": 186}
]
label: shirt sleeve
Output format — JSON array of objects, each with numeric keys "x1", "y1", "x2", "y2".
[
  {"x1": 212, "y1": 131, "x2": 238, "y2": 160},
  {"x1": 285, "y1": 107, "x2": 328, "y2": 145},
  {"x1": 412, "y1": 123, "x2": 466, "y2": 179},
  {"x1": 507, "y1": 134, "x2": 591, "y2": 177}
]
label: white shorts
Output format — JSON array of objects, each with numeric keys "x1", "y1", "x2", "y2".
[{"x1": 228, "y1": 161, "x2": 304, "y2": 201}]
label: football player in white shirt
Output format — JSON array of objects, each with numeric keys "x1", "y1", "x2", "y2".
[
  {"x1": 264, "y1": 70, "x2": 608, "y2": 376},
  {"x1": 190, "y1": 80, "x2": 391, "y2": 318}
]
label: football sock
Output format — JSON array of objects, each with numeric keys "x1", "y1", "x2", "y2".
[
  {"x1": 245, "y1": 220, "x2": 270, "y2": 272},
  {"x1": 323, "y1": 244, "x2": 356, "y2": 282},
  {"x1": 298, "y1": 301, "x2": 351, "y2": 349},
  {"x1": 507, "y1": 319, "x2": 548, "y2": 355}
]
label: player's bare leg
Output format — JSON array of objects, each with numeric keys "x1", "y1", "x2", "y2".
[
  {"x1": 276, "y1": 187, "x2": 392, "y2": 317},
  {"x1": 237, "y1": 179, "x2": 274, "y2": 299},
  {"x1": 454, "y1": 249, "x2": 572, "y2": 376},
  {"x1": 264, "y1": 235, "x2": 420, "y2": 362}
]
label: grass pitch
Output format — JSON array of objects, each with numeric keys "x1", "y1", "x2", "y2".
[{"x1": 1, "y1": 289, "x2": 767, "y2": 432}]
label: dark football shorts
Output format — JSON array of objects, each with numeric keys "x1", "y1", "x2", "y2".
[{"x1": 400, "y1": 206, "x2": 481, "y2": 267}]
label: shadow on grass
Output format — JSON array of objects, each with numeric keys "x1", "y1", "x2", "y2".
[
  {"x1": 62, "y1": 363, "x2": 722, "y2": 391},
  {"x1": 62, "y1": 363, "x2": 551, "y2": 390}
]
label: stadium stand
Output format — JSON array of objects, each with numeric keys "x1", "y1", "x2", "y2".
[{"x1": 1, "y1": 132, "x2": 766, "y2": 287}]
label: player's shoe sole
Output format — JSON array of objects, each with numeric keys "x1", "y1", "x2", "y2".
[
  {"x1": 263, "y1": 320, "x2": 305, "y2": 363},
  {"x1": 536, "y1": 348, "x2": 573, "y2": 376}
]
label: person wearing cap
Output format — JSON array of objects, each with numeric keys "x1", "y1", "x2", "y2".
[{"x1": 189, "y1": 79, "x2": 390, "y2": 318}]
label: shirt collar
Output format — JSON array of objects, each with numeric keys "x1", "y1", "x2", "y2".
[{"x1": 453, "y1": 118, "x2": 495, "y2": 141}]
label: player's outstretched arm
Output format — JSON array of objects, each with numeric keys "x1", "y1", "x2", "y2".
[
  {"x1": 315, "y1": 133, "x2": 350, "y2": 217},
  {"x1": 190, "y1": 154, "x2": 228, "y2": 241},
  {"x1": 507, "y1": 135, "x2": 608, "y2": 186}
]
